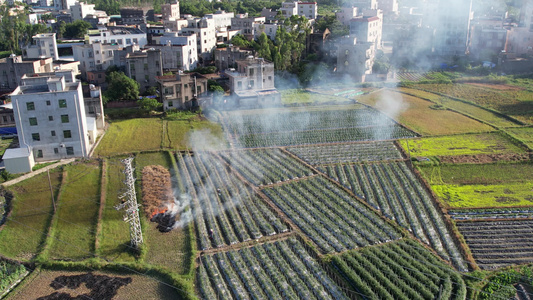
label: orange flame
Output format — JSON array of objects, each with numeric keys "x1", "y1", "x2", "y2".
[{"x1": 151, "y1": 207, "x2": 168, "y2": 218}]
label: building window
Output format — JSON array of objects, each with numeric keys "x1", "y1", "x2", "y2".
[
  {"x1": 54, "y1": 148, "x2": 58, "y2": 154},
  {"x1": 185, "y1": 96, "x2": 189, "y2": 101},
  {"x1": 126, "y1": 38, "x2": 131, "y2": 44},
  {"x1": 249, "y1": 68, "x2": 254, "y2": 76},
  {"x1": 51, "y1": 130, "x2": 56, "y2": 136},
  {"x1": 29, "y1": 117, "x2": 38, "y2": 126},
  {"x1": 63, "y1": 130, "x2": 72, "y2": 138},
  {"x1": 66, "y1": 146, "x2": 74, "y2": 155},
  {"x1": 32, "y1": 133, "x2": 40, "y2": 141},
  {"x1": 49, "y1": 116, "x2": 54, "y2": 121},
  {"x1": 36, "y1": 149, "x2": 43, "y2": 158},
  {"x1": 26, "y1": 102, "x2": 35, "y2": 111},
  {"x1": 145, "y1": 75, "x2": 149, "y2": 80},
  {"x1": 144, "y1": 63, "x2": 148, "y2": 70},
  {"x1": 168, "y1": 101, "x2": 173, "y2": 107},
  {"x1": 61, "y1": 114, "x2": 69, "y2": 123},
  {"x1": 2, "y1": 116, "x2": 6, "y2": 123},
  {"x1": 249, "y1": 80, "x2": 254, "y2": 88},
  {"x1": 58, "y1": 99, "x2": 67, "y2": 108},
  {"x1": 237, "y1": 81, "x2": 242, "y2": 89},
  {"x1": 133, "y1": 38, "x2": 138, "y2": 44},
  {"x1": 46, "y1": 100, "x2": 51, "y2": 106}
]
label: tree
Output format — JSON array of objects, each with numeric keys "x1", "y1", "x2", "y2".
[
  {"x1": 57, "y1": 21, "x2": 66, "y2": 39},
  {"x1": 64, "y1": 20, "x2": 91, "y2": 39},
  {"x1": 257, "y1": 32, "x2": 272, "y2": 61},
  {"x1": 137, "y1": 97, "x2": 161, "y2": 114},
  {"x1": 104, "y1": 71, "x2": 139, "y2": 103}
]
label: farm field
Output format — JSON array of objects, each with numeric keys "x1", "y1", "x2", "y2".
[
  {"x1": 432, "y1": 183, "x2": 533, "y2": 208},
  {"x1": 221, "y1": 105, "x2": 416, "y2": 148},
  {"x1": 321, "y1": 161, "x2": 467, "y2": 270},
  {"x1": 7, "y1": 270, "x2": 181, "y2": 300},
  {"x1": 357, "y1": 89, "x2": 493, "y2": 135},
  {"x1": 287, "y1": 141, "x2": 404, "y2": 165},
  {"x1": 456, "y1": 220, "x2": 533, "y2": 269},
  {"x1": 409, "y1": 83, "x2": 533, "y2": 124},
  {"x1": 331, "y1": 239, "x2": 467, "y2": 299},
  {"x1": 507, "y1": 127, "x2": 533, "y2": 150},
  {"x1": 94, "y1": 117, "x2": 225, "y2": 156},
  {"x1": 0, "y1": 261, "x2": 27, "y2": 297},
  {"x1": 217, "y1": 148, "x2": 315, "y2": 186},
  {"x1": 0, "y1": 170, "x2": 62, "y2": 260},
  {"x1": 281, "y1": 89, "x2": 353, "y2": 105},
  {"x1": 449, "y1": 207, "x2": 533, "y2": 220},
  {"x1": 398, "y1": 132, "x2": 528, "y2": 159},
  {"x1": 398, "y1": 87, "x2": 521, "y2": 128},
  {"x1": 176, "y1": 151, "x2": 289, "y2": 250},
  {"x1": 48, "y1": 162, "x2": 101, "y2": 260},
  {"x1": 197, "y1": 238, "x2": 348, "y2": 300},
  {"x1": 262, "y1": 176, "x2": 401, "y2": 253}
]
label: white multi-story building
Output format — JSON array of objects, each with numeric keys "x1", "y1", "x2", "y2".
[
  {"x1": 336, "y1": 36, "x2": 375, "y2": 82},
  {"x1": 7, "y1": 73, "x2": 96, "y2": 169},
  {"x1": 156, "y1": 32, "x2": 198, "y2": 70},
  {"x1": 336, "y1": 7, "x2": 359, "y2": 26},
  {"x1": 156, "y1": 72, "x2": 208, "y2": 110},
  {"x1": 182, "y1": 17, "x2": 217, "y2": 62},
  {"x1": 70, "y1": 2, "x2": 95, "y2": 21},
  {"x1": 54, "y1": 0, "x2": 77, "y2": 11},
  {"x1": 161, "y1": 1, "x2": 180, "y2": 21},
  {"x1": 205, "y1": 10, "x2": 235, "y2": 29},
  {"x1": 281, "y1": 1, "x2": 317, "y2": 20},
  {"x1": 231, "y1": 14, "x2": 266, "y2": 40},
  {"x1": 86, "y1": 26, "x2": 148, "y2": 48},
  {"x1": 349, "y1": 11, "x2": 383, "y2": 49},
  {"x1": 253, "y1": 22, "x2": 278, "y2": 40},
  {"x1": 24, "y1": 33, "x2": 59, "y2": 61},
  {"x1": 73, "y1": 42, "x2": 121, "y2": 83}
]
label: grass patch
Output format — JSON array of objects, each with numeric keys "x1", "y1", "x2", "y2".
[
  {"x1": 163, "y1": 119, "x2": 225, "y2": 150},
  {"x1": 357, "y1": 89, "x2": 493, "y2": 135},
  {"x1": 399, "y1": 132, "x2": 526, "y2": 157},
  {"x1": 94, "y1": 117, "x2": 226, "y2": 156},
  {"x1": 0, "y1": 170, "x2": 62, "y2": 260},
  {"x1": 281, "y1": 89, "x2": 352, "y2": 105},
  {"x1": 418, "y1": 163, "x2": 533, "y2": 208},
  {"x1": 506, "y1": 127, "x2": 533, "y2": 150},
  {"x1": 97, "y1": 157, "x2": 137, "y2": 262},
  {"x1": 48, "y1": 162, "x2": 101, "y2": 260},
  {"x1": 399, "y1": 87, "x2": 520, "y2": 128}
]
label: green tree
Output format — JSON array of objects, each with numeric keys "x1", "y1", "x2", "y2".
[
  {"x1": 57, "y1": 21, "x2": 66, "y2": 39},
  {"x1": 257, "y1": 32, "x2": 272, "y2": 61},
  {"x1": 137, "y1": 97, "x2": 162, "y2": 114},
  {"x1": 104, "y1": 71, "x2": 139, "y2": 103},
  {"x1": 64, "y1": 20, "x2": 91, "y2": 39}
]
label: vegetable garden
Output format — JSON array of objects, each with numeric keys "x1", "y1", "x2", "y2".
[
  {"x1": 456, "y1": 220, "x2": 533, "y2": 269},
  {"x1": 321, "y1": 161, "x2": 467, "y2": 271},
  {"x1": 197, "y1": 238, "x2": 348, "y2": 300}
]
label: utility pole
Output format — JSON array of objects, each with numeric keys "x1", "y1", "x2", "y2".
[{"x1": 115, "y1": 157, "x2": 143, "y2": 248}]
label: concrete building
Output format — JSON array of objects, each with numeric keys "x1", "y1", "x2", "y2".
[
  {"x1": 156, "y1": 72, "x2": 208, "y2": 110},
  {"x1": 54, "y1": 0, "x2": 76, "y2": 11},
  {"x1": 86, "y1": 26, "x2": 148, "y2": 48},
  {"x1": 350, "y1": 0, "x2": 377, "y2": 10},
  {"x1": 0, "y1": 103, "x2": 15, "y2": 128},
  {"x1": 503, "y1": 0, "x2": 533, "y2": 57},
  {"x1": 224, "y1": 56, "x2": 280, "y2": 108},
  {"x1": 120, "y1": 7, "x2": 149, "y2": 26},
  {"x1": 429, "y1": 0, "x2": 473, "y2": 56},
  {"x1": 336, "y1": 36, "x2": 375, "y2": 82},
  {"x1": 378, "y1": 0, "x2": 399, "y2": 16},
  {"x1": 125, "y1": 49, "x2": 163, "y2": 93},
  {"x1": 349, "y1": 12, "x2": 383, "y2": 49},
  {"x1": 182, "y1": 17, "x2": 217, "y2": 63},
  {"x1": 73, "y1": 42, "x2": 121, "y2": 83},
  {"x1": 260, "y1": 8, "x2": 278, "y2": 22},
  {"x1": 205, "y1": 10, "x2": 234, "y2": 29},
  {"x1": 23, "y1": 33, "x2": 59, "y2": 61},
  {"x1": 156, "y1": 32, "x2": 198, "y2": 70},
  {"x1": 336, "y1": 7, "x2": 359, "y2": 26},
  {"x1": 231, "y1": 14, "x2": 266, "y2": 40},
  {"x1": 469, "y1": 19, "x2": 507, "y2": 60},
  {"x1": 0, "y1": 55, "x2": 53, "y2": 91},
  {"x1": 215, "y1": 46, "x2": 254, "y2": 71},
  {"x1": 7, "y1": 73, "x2": 95, "y2": 168},
  {"x1": 161, "y1": 1, "x2": 180, "y2": 21},
  {"x1": 281, "y1": 1, "x2": 317, "y2": 20},
  {"x1": 70, "y1": 2, "x2": 95, "y2": 21},
  {"x1": 253, "y1": 22, "x2": 278, "y2": 40},
  {"x1": 163, "y1": 18, "x2": 189, "y2": 32}
]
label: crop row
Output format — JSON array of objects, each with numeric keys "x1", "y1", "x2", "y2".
[
  {"x1": 449, "y1": 208, "x2": 533, "y2": 220},
  {"x1": 456, "y1": 220, "x2": 533, "y2": 269},
  {"x1": 236, "y1": 125, "x2": 415, "y2": 148},
  {"x1": 0, "y1": 261, "x2": 27, "y2": 295},
  {"x1": 197, "y1": 238, "x2": 348, "y2": 300},
  {"x1": 323, "y1": 161, "x2": 467, "y2": 271},
  {"x1": 218, "y1": 148, "x2": 315, "y2": 186},
  {"x1": 176, "y1": 152, "x2": 288, "y2": 250},
  {"x1": 222, "y1": 107, "x2": 396, "y2": 136},
  {"x1": 331, "y1": 239, "x2": 467, "y2": 300},
  {"x1": 287, "y1": 141, "x2": 403, "y2": 165},
  {"x1": 262, "y1": 176, "x2": 399, "y2": 253}
]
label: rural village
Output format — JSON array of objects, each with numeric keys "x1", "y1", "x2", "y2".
[{"x1": 0, "y1": 0, "x2": 532, "y2": 299}]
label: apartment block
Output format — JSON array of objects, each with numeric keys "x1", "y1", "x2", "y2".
[
  {"x1": 125, "y1": 49, "x2": 163, "y2": 93},
  {"x1": 0, "y1": 55, "x2": 53, "y2": 90},
  {"x1": 86, "y1": 26, "x2": 148, "y2": 48},
  {"x1": 24, "y1": 33, "x2": 59, "y2": 61},
  {"x1": 156, "y1": 72, "x2": 208, "y2": 110}
]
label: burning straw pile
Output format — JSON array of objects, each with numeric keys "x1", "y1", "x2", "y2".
[{"x1": 141, "y1": 165, "x2": 177, "y2": 232}]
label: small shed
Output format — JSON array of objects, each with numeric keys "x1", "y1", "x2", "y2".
[{"x1": 3, "y1": 147, "x2": 35, "y2": 174}]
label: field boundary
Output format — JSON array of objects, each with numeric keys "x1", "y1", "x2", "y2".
[{"x1": 94, "y1": 159, "x2": 107, "y2": 253}]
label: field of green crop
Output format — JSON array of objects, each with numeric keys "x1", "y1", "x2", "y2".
[
  {"x1": 357, "y1": 89, "x2": 493, "y2": 135},
  {"x1": 433, "y1": 183, "x2": 532, "y2": 208},
  {"x1": 506, "y1": 127, "x2": 533, "y2": 150},
  {"x1": 281, "y1": 89, "x2": 352, "y2": 105},
  {"x1": 398, "y1": 132, "x2": 526, "y2": 157}
]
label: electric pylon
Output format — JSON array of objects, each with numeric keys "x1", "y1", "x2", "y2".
[{"x1": 115, "y1": 157, "x2": 143, "y2": 248}]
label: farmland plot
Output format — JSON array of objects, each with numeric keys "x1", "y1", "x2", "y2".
[
  {"x1": 262, "y1": 176, "x2": 400, "y2": 253},
  {"x1": 323, "y1": 161, "x2": 467, "y2": 270},
  {"x1": 221, "y1": 106, "x2": 416, "y2": 148},
  {"x1": 287, "y1": 141, "x2": 403, "y2": 165},
  {"x1": 449, "y1": 208, "x2": 533, "y2": 220},
  {"x1": 331, "y1": 239, "x2": 467, "y2": 300},
  {"x1": 176, "y1": 152, "x2": 288, "y2": 250},
  {"x1": 197, "y1": 238, "x2": 348, "y2": 300},
  {"x1": 218, "y1": 148, "x2": 315, "y2": 186},
  {"x1": 456, "y1": 220, "x2": 533, "y2": 269}
]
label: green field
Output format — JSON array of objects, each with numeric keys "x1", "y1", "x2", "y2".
[
  {"x1": 281, "y1": 89, "x2": 352, "y2": 105},
  {"x1": 0, "y1": 171, "x2": 62, "y2": 260},
  {"x1": 94, "y1": 117, "x2": 225, "y2": 156},
  {"x1": 48, "y1": 162, "x2": 101, "y2": 260},
  {"x1": 506, "y1": 127, "x2": 533, "y2": 150},
  {"x1": 357, "y1": 89, "x2": 493, "y2": 135},
  {"x1": 418, "y1": 163, "x2": 533, "y2": 208},
  {"x1": 399, "y1": 132, "x2": 526, "y2": 157},
  {"x1": 399, "y1": 87, "x2": 521, "y2": 128}
]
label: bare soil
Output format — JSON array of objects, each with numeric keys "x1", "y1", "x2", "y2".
[
  {"x1": 141, "y1": 165, "x2": 173, "y2": 218},
  {"x1": 465, "y1": 83, "x2": 524, "y2": 90},
  {"x1": 439, "y1": 153, "x2": 530, "y2": 164}
]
